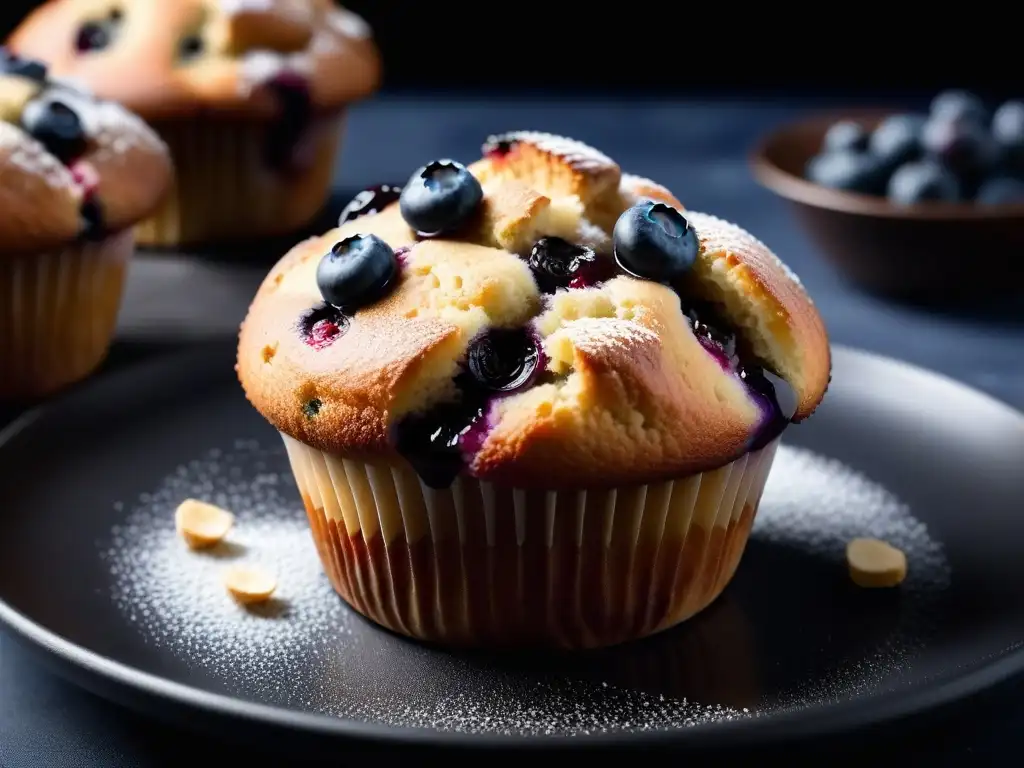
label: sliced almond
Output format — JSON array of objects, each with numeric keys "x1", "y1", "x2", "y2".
[
  {"x1": 224, "y1": 565, "x2": 278, "y2": 605},
  {"x1": 174, "y1": 498, "x2": 235, "y2": 550},
  {"x1": 846, "y1": 537, "x2": 907, "y2": 588}
]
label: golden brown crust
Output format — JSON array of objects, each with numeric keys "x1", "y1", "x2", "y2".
[
  {"x1": 471, "y1": 276, "x2": 758, "y2": 488},
  {"x1": 682, "y1": 211, "x2": 831, "y2": 421},
  {"x1": 7, "y1": 0, "x2": 380, "y2": 120},
  {"x1": 237, "y1": 131, "x2": 831, "y2": 488},
  {"x1": 0, "y1": 122, "x2": 83, "y2": 251},
  {"x1": 0, "y1": 71, "x2": 171, "y2": 254}
]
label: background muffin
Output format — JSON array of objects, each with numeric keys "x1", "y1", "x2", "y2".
[
  {"x1": 7, "y1": 0, "x2": 380, "y2": 247},
  {"x1": 0, "y1": 47, "x2": 170, "y2": 400},
  {"x1": 236, "y1": 131, "x2": 831, "y2": 649}
]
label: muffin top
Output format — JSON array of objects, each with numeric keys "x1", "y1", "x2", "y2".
[
  {"x1": 6, "y1": 0, "x2": 380, "y2": 120},
  {"x1": 0, "y1": 48, "x2": 171, "y2": 254},
  {"x1": 237, "y1": 131, "x2": 831, "y2": 491}
]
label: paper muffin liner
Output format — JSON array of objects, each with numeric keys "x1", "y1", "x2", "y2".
[
  {"x1": 281, "y1": 433, "x2": 780, "y2": 649},
  {"x1": 0, "y1": 229, "x2": 133, "y2": 400},
  {"x1": 135, "y1": 111, "x2": 345, "y2": 247}
]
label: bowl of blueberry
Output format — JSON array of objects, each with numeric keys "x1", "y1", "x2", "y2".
[{"x1": 751, "y1": 90, "x2": 1024, "y2": 304}]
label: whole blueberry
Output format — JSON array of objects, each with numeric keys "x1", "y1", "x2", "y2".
[
  {"x1": 527, "y1": 236, "x2": 599, "y2": 293},
  {"x1": 922, "y1": 116, "x2": 999, "y2": 178},
  {"x1": 975, "y1": 176, "x2": 1024, "y2": 205},
  {"x1": 74, "y1": 21, "x2": 111, "y2": 53},
  {"x1": 805, "y1": 151, "x2": 886, "y2": 195},
  {"x1": 465, "y1": 328, "x2": 541, "y2": 394},
  {"x1": 930, "y1": 89, "x2": 989, "y2": 125},
  {"x1": 992, "y1": 100, "x2": 1024, "y2": 170},
  {"x1": 823, "y1": 120, "x2": 869, "y2": 153},
  {"x1": 868, "y1": 114, "x2": 926, "y2": 169},
  {"x1": 178, "y1": 34, "x2": 204, "y2": 62},
  {"x1": 315, "y1": 234, "x2": 398, "y2": 312},
  {"x1": 613, "y1": 202, "x2": 700, "y2": 283},
  {"x1": 0, "y1": 48, "x2": 47, "y2": 82},
  {"x1": 886, "y1": 161, "x2": 961, "y2": 205},
  {"x1": 399, "y1": 159, "x2": 483, "y2": 236},
  {"x1": 389, "y1": 400, "x2": 485, "y2": 490},
  {"x1": 20, "y1": 96, "x2": 88, "y2": 164}
]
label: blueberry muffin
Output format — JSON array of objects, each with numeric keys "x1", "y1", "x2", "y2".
[
  {"x1": 236, "y1": 131, "x2": 831, "y2": 649},
  {"x1": 0, "y1": 48, "x2": 171, "y2": 400},
  {"x1": 8, "y1": 0, "x2": 380, "y2": 247}
]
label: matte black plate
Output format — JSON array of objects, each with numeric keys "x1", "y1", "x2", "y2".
[{"x1": 1, "y1": 341, "x2": 1023, "y2": 756}]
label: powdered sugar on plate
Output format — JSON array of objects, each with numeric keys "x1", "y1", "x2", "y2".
[
  {"x1": 106, "y1": 441, "x2": 352, "y2": 662},
  {"x1": 101, "y1": 441, "x2": 950, "y2": 735}
]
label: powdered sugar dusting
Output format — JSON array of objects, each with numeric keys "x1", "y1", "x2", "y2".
[
  {"x1": 687, "y1": 210, "x2": 805, "y2": 290},
  {"x1": 328, "y1": 8, "x2": 372, "y2": 39},
  {"x1": 0, "y1": 122, "x2": 77, "y2": 192},
  {"x1": 487, "y1": 131, "x2": 618, "y2": 174},
  {"x1": 83, "y1": 98, "x2": 169, "y2": 162},
  {"x1": 100, "y1": 440, "x2": 949, "y2": 735},
  {"x1": 238, "y1": 50, "x2": 314, "y2": 95},
  {"x1": 219, "y1": 0, "x2": 313, "y2": 23},
  {"x1": 753, "y1": 448, "x2": 950, "y2": 709},
  {"x1": 757, "y1": 449, "x2": 946, "y2": 571},
  {"x1": 220, "y1": 0, "x2": 274, "y2": 13},
  {"x1": 105, "y1": 441, "x2": 350, "y2": 663},
  {"x1": 620, "y1": 172, "x2": 680, "y2": 206},
  {"x1": 1, "y1": 82, "x2": 167, "y2": 177}
]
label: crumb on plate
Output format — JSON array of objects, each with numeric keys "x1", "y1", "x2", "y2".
[
  {"x1": 224, "y1": 565, "x2": 277, "y2": 604},
  {"x1": 846, "y1": 537, "x2": 907, "y2": 588},
  {"x1": 174, "y1": 498, "x2": 235, "y2": 550}
]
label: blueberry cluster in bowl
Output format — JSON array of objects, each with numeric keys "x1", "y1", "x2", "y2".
[{"x1": 805, "y1": 90, "x2": 1024, "y2": 206}]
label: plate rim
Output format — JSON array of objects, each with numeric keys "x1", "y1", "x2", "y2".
[{"x1": 1, "y1": 341, "x2": 1023, "y2": 751}]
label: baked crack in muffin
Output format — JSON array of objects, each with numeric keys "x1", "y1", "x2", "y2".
[
  {"x1": 0, "y1": 48, "x2": 170, "y2": 400},
  {"x1": 237, "y1": 131, "x2": 831, "y2": 649},
  {"x1": 8, "y1": 0, "x2": 380, "y2": 246}
]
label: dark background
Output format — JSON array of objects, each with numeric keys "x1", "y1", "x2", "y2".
[{"x1": 0, "y1": 1, "x2": 1017, "y2": 100}]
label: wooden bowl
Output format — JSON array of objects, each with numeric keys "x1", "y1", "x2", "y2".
[{"x1": 750, "y1": 111, "x2": 1024, "y2": 305}]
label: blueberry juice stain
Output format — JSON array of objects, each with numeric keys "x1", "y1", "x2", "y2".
[
  {"x1": 299, "y1": 303, "x2": 349, "y2": 350},
  {"x1": 263, "y1": 74, "x2": 314, "y2": 174},
  {"x1": 389, "y1": 327, "x2": 545, "y2": 489},
  {"x1": 527, "y1": 236, "x2": 611, "y2": 293},
  {"x1": 684, "y1": 300, "x2": 797, "y2": 450}
]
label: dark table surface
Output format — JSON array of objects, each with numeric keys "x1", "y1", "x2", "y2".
[{"x1": 1, "y1": 95, "x2": 1022, "y2": 767}]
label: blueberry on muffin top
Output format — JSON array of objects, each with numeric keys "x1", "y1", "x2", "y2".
[
  {"x1": 0, "y1": 48, "x2": 170, "y2": 253},
  {"x1": 237, "y1": 132, "x2": 831, "y2": 490},
  {"x1": 6, "y1": 0, "x2": 379, "y2": 120}
]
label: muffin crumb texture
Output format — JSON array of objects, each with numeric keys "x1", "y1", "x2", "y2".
[
  {"x1": 846, "y1": 537, "x2": 908, "y2": 588},
  {"x1": 0, "y1": 48, "x2": 171, "y2": 252},
  {"x1": 237, "y1": 131, "x2": 831, "y2": 490},
  {"x1": 175, "y1": 498, "x2": 235, "y2": 550},
  {"x1": 6, "y1": 0, "x2": 380, "y2": 119}
]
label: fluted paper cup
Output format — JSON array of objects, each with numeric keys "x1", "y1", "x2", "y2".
[
  {"x1": 282, "y1": 433, "x2": 779, "y2": 650},
  {"x1": 0, "y1": 229, "x2": 133, "y2": 401},
  {"x1": 136, "y1": 112, "x2": 344, "y2": 247}
]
